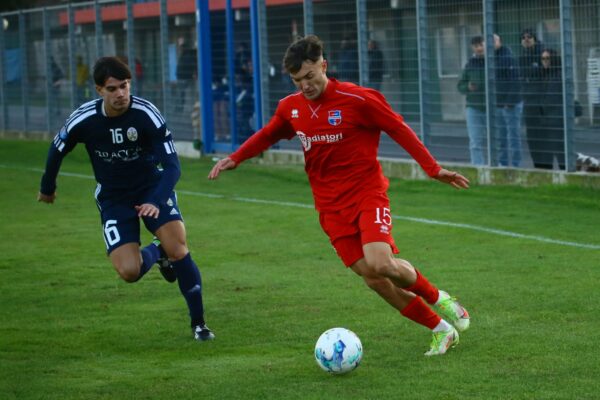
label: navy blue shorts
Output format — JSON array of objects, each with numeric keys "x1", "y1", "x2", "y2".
[{"x1": 95, "y1": 185, "x2": 183, "y2": 254}]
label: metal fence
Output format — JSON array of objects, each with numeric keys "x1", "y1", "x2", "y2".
[{"x1": 1, "y1": 0, "x2": 599, "y2": 172}]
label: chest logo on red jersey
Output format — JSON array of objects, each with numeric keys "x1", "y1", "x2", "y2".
[
  {"x1": 296, "y1": 130, "x2": 344, "y2": 152},
  {"x1": 291, "y1": 109, "x2": 299, "y2": 119},
  {"x1": 328, "y1": 110, "x2": 342, "y2": 126}
]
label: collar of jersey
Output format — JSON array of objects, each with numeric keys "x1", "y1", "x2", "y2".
[
  {"x1": 100, "y1": 97, "x2": 132, "y2": 117},
  {"x1": 306, "y1": 77, "x2": 337, "y2": 105}
]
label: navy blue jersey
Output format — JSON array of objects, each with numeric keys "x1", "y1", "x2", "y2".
[{"x1": 40, "y1": 96, "x2": 181, "y2": 207}]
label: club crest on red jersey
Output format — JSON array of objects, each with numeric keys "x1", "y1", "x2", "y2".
[{"x1": 328, "y1": 110, "x2": 342, "y2": 126}]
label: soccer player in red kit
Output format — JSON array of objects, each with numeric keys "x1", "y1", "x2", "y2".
[{"x1": 209, "y1": 35, "x2": 470, "y2": 356}]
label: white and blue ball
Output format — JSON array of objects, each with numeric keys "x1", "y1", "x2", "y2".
[{"x1": 314, "y1": 327, "x2": 363, "y2": 374}]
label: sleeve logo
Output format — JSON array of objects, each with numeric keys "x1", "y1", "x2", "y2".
[{"x1": 59, "y1": 126, "x2": 68, "y2": 140}]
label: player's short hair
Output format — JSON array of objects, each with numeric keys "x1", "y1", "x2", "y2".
[
  {"x1": 93, "y1": 56, "x2": 132, "y2": 86},
  {"x1": 283, "y1": 35, "x2": 324, "y2": 74},
  {"x1": 471, "y1": 36, "x2": 484, "y2": 46}
]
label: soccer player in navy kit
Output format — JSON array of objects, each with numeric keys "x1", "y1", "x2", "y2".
[{"x1": 38, "y1": 57, "x2": 214, "y2": 341}]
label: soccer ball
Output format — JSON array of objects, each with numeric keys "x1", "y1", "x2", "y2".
[{"x1": 314, "y1": 327, "x2": 363, "y2": 374}]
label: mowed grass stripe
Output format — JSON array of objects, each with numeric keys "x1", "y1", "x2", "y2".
[{"x1": 3, "y1": 162, "x2": 598, "y2": 250}]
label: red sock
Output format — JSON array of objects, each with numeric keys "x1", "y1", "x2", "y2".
[
  {"x1": 400, "y1": 296, "x2": 441, "y2": 330},
  {"x1": 404, "y1": 269, "x2": 439, "y2": 305}
]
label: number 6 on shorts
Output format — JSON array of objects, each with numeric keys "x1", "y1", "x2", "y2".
[{"x1": 103, "y1": 219, "x2": 121, "y2": 247}]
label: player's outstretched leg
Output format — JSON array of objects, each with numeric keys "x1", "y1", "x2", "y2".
[
  {"x1": 151, "y1": 237, "x2": 177, "y2": 283},
  {"x1": 425, "y1": 325, "x2": 459, "y2": 356},
  {"x1": 172, "y1": 253, "x2": 215, "y2": 341},
  {"x1": 403, "y1": 268, "x2": 470, "y2": 332},
  {"x1": 433, "y1": 290, "x2": 470, "y2": 332},
  {"x1": 399, "y1": 295, "x2": 459, "y2": 356}
]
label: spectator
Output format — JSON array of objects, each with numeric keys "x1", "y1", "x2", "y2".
[
  {"x1": 368, "y1": 39, "x2": 384, "y2": 91},
  {"x1": 337, "y1": 36, "x2": 358, "y2": 83},
  {"x1": 234, "y1": 42, "x2": 252, "y2": 90},
  {"x1": 75, "y1": 55, "x2": 90, "y2": 105},
  {"x1": 50, "y1": 56, "x2": 64, "y2": 115},
  {"x1": 457, "y1": 36, "x2": 487, "y2": 165},
  {"x1": 518, "y1": 28, "x2": 545, "y2": 166},
  {"x1": 233, "y1": 42, "x2": 254, "y2": 142},
  {"x1": 213, "y1": 77, "x2": 229, "y2": 141},
  {"x1": 176, "y1": 41, "x2": 197, "y2": 112},
  {"x1": 494, "y1": 34, "x2": 523, "y2": 167},
  {"x1": 135, "y1": 58, "x2": 144, "y2": 96},
  {"x1": 529, "y1": 49, "x2": 565, "y2": 169}
]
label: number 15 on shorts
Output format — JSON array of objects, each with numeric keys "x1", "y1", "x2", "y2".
[{"x1": 374, "y1": 207, "x2": 391, "y2": 226}]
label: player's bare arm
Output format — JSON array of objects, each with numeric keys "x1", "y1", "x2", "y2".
[
  {"x1": 434, "y1": 168, "x2": 470, "y2": 189},
  {"x1": 135, "y1": 203, "x2": 160, "y2": 218},
  {"x1": 37, "y1": 192, "x2": 56, "y2": 204},
  {"x1": 208, "y1": 157, "x2": 237, "y2": 180}
]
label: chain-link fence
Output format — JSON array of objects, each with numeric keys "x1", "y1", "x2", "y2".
[{"x1": 1, "y1": 0, "x2": 599, "y2": 171}]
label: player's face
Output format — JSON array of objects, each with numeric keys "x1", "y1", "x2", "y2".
[
  {"x1": 96, "y1": 77, "x2": 131, "y2": 117},
  {"x1": 290, "y1": 58, "x2": 328, "y2": 101}
]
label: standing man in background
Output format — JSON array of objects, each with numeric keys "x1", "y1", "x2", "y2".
[
  {"x1": 519, "y1": 28, "x2": 546, "y2": 168},
  {"x1": 458, "y1": 35, "x2": 487, "y2": 165},
  {"x1": 367, "y1": 39, "x2": 384, "y2": 91},
  {"x1": 176, "y1": 41, "x2": 197, "y2": 112},
  {"x1": 493, "y1": 34, "x2": 523, "y2": 167},
  {"x1": 75, "y1": 55, "x2": 90, "y2": 104}
]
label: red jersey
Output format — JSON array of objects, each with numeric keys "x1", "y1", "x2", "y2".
[{"x1": 230, "y1": 78, "x2": 441, "y2": 212}]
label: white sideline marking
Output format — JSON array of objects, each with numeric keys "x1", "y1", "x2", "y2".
[{"x1": 4, "y1": 164, "x2": 599, "y2": 250}]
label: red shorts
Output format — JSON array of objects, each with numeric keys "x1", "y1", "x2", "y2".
[{"x1": 319, "y1": 194, "x2": 399, "y2": 267}]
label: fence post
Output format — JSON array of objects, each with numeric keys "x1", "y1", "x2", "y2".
[
  {"x1": 225, "y1": 0, "x2": 237, "y2": 150},
  {"x1": 560, "y1": 0, "x2": 576, "y2": 172},
  {"x1": 0, "y1": 14, "x2": 6, "y2": 131},
  {"x1": 416, "y1": 0, "x2": 431, "y2": 145},
  {"x1": 43, "y1": 8, "x2": 52, "y2": 134},
  {"x1": 68, "y1": 4, "x2": 77, "y2": 111},
  {"x1": 303, "y1": 0, "x2": 314, "y2": 36},
  {"x1": 126, "y1": 0, "x2": 136, "y2": 96},
  {"x1": 19, "y1": 11, "x2": 29, "y2": 133},
  {"x1": 483, "y1": 0, "x2": 497, "y2": 166},
  {"x1": 356, "y1": 0, "x2": 368, "y2": 88},
  {"x1": 196, "y1": 0, "x2": 213, "y2": 153},
  {"x1": 94, "y1": 0, "x2": 103, "y2": 58},
  {"x1": 159, "y1": 0, "x2": 169, "y2": 120},
  {"x1": 250, "y1": 0, "x2": 264, "y2": 129}
]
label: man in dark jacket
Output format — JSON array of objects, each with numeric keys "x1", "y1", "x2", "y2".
[
  {"x1": 519, "y1": 28, "x2": 546, "y2": 168},
  {"x1": 368, "y1": 39, "x2": 384, "y2": 91},
  {"x1": 458, "y1": 36, "x2": 487, "y2": 165},
  {"x1": 531, "y1": 49, "x2": 565, "y2": 169},
  {"x1": 176, "y1": 42, "x2": 197, "y2": 112},
  {"x1": 494, "y1": 34, "x2": 523, "y2": 167}
]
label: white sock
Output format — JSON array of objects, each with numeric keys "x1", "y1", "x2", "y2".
[
  {"x1": 432, "y1": 319, "x2": 452, "y2": 333},
  {"x1": 434, "y1": 290, "x2": 449, "y2": 306}
]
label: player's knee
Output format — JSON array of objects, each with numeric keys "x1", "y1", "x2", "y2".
[
  {"x1": 165, "y1": 244, "x2": 189, "y2": 262},
  {"x1": 115, "y1": 263, "x2": 141, "y2": 283},
  {"x1": 364, "y1": 254, "x2": 395, "y2": 277},
  {"x1": 363, "y1": 276, "x2": 389, "y2": 293}
]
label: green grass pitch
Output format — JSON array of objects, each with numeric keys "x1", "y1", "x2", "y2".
[{"x1": 1, "y1": 139, "x2": 599, "y2": 399}]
